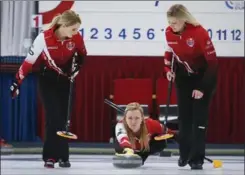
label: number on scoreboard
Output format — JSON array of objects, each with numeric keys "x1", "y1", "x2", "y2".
[{"x1": 31, "y1": 15, "x2": 43, "y2": 28}]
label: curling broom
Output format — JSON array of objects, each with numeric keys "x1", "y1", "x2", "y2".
[
  {"x1": 156, "y1": 56, "x2": 176, "y2": 150},
  {"x1": 204, "y1": 156, "x2": 223, "y2": 168},
  {"x1": 57, "y1": 55, "x2": 78, "y2": 140},
  {"x1": 169, "y1": 139, "x2": 223, "y2": 168},
  {"x1": 162, "y1": 57, "x2": 175, "y2": 136}
]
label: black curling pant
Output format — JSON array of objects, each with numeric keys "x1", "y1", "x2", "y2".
[
  {"x1": 114, "y1": 135, "x2": 166, "y2": 163},
  {"x1": 38, "y1": 69, "x2": 70, "y2": 162},
  {"x1": 175, "y1": 65, "x2": 216, "y2": 164}
]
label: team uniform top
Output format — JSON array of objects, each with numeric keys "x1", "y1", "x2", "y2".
[
  {"x1": 164, "y1": 23, "x2": 218, "y2": 90},
  {"x1": 115, "y1": 118, "x2": 163, "y2": 150},
  {"x1": 16, "y1": 27, "x2": 87, "y2": 84}
]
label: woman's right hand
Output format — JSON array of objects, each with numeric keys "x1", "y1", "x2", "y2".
[
  {"x1": 166, "y1": 71, "x2": 175, "y2": 82},
  {"x1": 10, "y1": 81, "x2": 20, "y2": 99}
]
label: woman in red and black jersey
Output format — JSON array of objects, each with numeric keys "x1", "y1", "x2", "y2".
[
  {"x1": 10, "y1": 10, "x2": 87, "y2": 168},
  {"x1": 163, "y1": 4, "x2": 218, "y2": 170}
]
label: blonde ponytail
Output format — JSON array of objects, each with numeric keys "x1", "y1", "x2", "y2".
[
  {"x1": 44, "y1": 14, "x2": 61, "y2": 30},
  {"x1": 42, "y1": 10, "x2": 82, "y2": 31},
  {"x1": 182, "y1": 10, "x2": 200, "y2": 26}
]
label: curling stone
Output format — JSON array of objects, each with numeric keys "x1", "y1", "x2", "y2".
[{"x1": 112, "y1": 154, "x2": 143, "y2": 168}]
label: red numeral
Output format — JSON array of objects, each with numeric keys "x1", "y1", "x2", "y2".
[{"x1": 33, "y1": 16, "x2": 39, "y2": 27}]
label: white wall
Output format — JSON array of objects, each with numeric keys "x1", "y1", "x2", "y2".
[{"x1": 38, "y1": 1, "x2": 244, "y2": 57}]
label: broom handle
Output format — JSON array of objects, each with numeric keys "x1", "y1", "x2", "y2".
[
  {"x1": 204, "y1": 156, "x2": 213, "y2": 163},
  {"x1": 65, "y1": 79, "x2": 74, "y2": 131},
  {"x1": 163, "y1": 57, "x2": 174, "y2": 133},
  {"x1": 164, "y1": 76, "x2": 173, "y2": 133},
  {"x1": 104, "y1": 99, "x2": 124, "y2": 113},
  {"x1": 65, "y1": 56, "x2": 76, "y2": 132}
]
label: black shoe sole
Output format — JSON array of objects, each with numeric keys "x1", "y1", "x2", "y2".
[
  {"x1": 178, "y1": 162, "x2": 188, "y2": 167},
  {"x1": 190, "y1": 164, "x2": 203, "y2": 170},
  {"x1": 59, "y1": 163, "x2": 71, "y2": 168},
  {"x1": 178, "y1": 159, "x2": 189, "y2": 167},
  {"x1": 191, "y1": 167, "x2": 203, "y2": 170}
]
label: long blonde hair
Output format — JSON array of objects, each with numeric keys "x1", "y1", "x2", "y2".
[
  {"x1": 123, "y1": 102, "x2": 150, "y2": 151},
  {"x1": 44, "y1": 10, "x2": 81, "y2": 30},
  {"x1": 167, "y1": 4, "x2": 200, "y2": 26}
]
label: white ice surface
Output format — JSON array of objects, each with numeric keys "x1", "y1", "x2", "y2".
[{"x1": 1, "y1": 154, "x2": 244, "y2": 175}]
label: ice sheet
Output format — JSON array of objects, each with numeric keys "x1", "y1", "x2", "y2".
[{"x1": 1, "y1": 154, "x2": 244, "y2": 175}]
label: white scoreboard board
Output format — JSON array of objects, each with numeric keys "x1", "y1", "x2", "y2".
[{"x1": 38, "y1": 1, "x2": 244, "y2": 57}]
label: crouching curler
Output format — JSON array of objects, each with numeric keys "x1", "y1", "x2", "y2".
[{"x1": 108, "y1": 102, "x2": 177, "y2": 168}]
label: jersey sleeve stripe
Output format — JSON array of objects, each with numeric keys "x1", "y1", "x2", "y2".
[
  {"x1": 42, "y1": 43, "x2": 65, "y2": 75},
  {"x1": 117, "y1": 133, "x2": 128, "y2": 141}
]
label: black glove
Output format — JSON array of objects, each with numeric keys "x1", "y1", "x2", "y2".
[
  {"x1": 70, "y1": 61, "x2": 81, "y2": 76},
  {"x1": 10, "y1": 81, "x2": 20, "y2": 98},
  {"x1": 69, "y1": 52, "x2": 85, "y2": 79}
]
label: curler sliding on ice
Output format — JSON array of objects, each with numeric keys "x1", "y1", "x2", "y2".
[{"x1": 105, "y1": 100, "x2": 177, "y2": 168}]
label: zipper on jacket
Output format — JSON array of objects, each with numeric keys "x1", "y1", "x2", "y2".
[{"x1": 61, "y1": 41, "x2": 64, "y2": 60}]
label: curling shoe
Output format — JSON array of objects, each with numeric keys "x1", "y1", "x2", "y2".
[
  {"x1": 178, "y1": 157, "x2": 189, "y2": 167},
  {"x1": 44, "y1": 159, "x2": 55, "y2": 168},
  {"x1": 189, "y1": 161, "x2": 203, "y2": 170},
  {"x1": 59, "y1": 160, "x2": 71, "y2": 168}
]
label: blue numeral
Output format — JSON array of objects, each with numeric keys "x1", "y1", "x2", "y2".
[
  {"x1": 217, "y1": 29, "x2": 227, "y2": 40},
  {"x1": 207, "y1": 29, "x2": 212, "y2": 39},
  {"x1": 79, "y1": 28, "x2": 84, "y2": 37},
  {"x1": 133, "y1": 28, "x2": 141, "y2": 40},
  {"x1": 119, "y1": 29, "x2": 127, "y2": 39},
  {"x1": 231, "y1": 29, "x2": 241, "y2": 41},
  {"x1": 90, "y1": 28, "x2": 98, "y2": 39},
  {"x1": 105, "y1": 28, "x2": 112, "y2": 39},
  {"x1": 82, "y1": 28, "x2": 243, "y2": 42},
  {"x1": 147, "y1": 28, "x2": 155, "y2": 40}
]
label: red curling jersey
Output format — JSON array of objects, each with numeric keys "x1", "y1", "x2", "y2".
[
  {"x1": 16, "y1": 27, "x2": 87, "y2": 84},
  {"x1": 163, "y1": 23, "x2": 218, "y2": 90},
  {"x1": 115, "y1": 118, "x2": 163, "y2": 151}
]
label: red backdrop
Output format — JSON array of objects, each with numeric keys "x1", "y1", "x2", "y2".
[{"x1": 37, "y1": 56, "x2": 245, "y2": 144}]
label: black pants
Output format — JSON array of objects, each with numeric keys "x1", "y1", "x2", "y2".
[
  {"x1": 114, "y1": 135, "x2": 166, "y2": 163},
  {"x1": 38, "y1": 69, "x2": 70, "y2": 162},
  {"x1": 175, "y1": 64, "x2": 216, "y2": 163}
]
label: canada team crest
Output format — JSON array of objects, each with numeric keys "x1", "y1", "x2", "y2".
[
  {"x1": 66, "y1": 41, "x2": 75, "y2": 51},
  {"x1": 186, "y1": 38, "x2": 195, "y2": 47}
]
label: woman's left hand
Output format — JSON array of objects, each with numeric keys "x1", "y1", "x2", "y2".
[{"x1": 192, "y1": 90, "x2": 204, "y2": 99}]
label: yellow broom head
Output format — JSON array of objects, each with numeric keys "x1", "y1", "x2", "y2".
[
  {"x1": 154, "y1": 134, "x2": 174, "y2": 141},
  {"x1": 57, "y1": 131, "x2": 78, "y2": 139},
  {"x1": 213, "y1": 160, "x2": 223, "y2": 168}
]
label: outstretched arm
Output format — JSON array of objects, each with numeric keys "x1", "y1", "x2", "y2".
[{"x1": 115, "y1": 123, "x2": 132, "y2": 149}]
